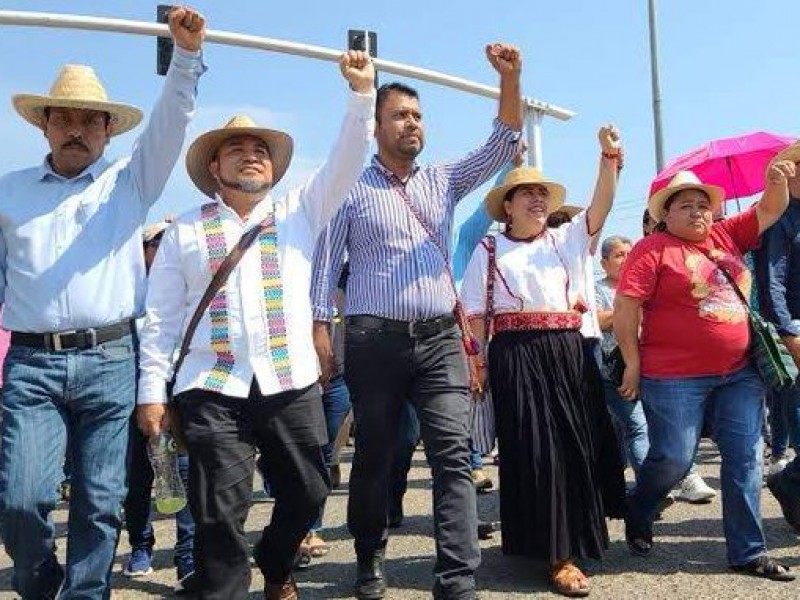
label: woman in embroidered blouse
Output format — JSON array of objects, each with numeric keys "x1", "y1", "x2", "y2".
[
  {"x1": 460, "y1": 126, "x2": 625, "y2": 598},
  {"x1": 615, "y1": 164, "x2": 796, "y2": 582}
]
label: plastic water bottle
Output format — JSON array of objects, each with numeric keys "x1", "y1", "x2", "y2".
[{"x1": 147, "y1": 433, "x2": 187, "y2": 515}]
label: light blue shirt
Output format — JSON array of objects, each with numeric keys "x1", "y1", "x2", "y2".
[
  {"x1": 451, "y1": 163, "x2": 512, "y2": 282},
  {"x1": 0, "y1": 47, "x2": 205, "y2": 333}
]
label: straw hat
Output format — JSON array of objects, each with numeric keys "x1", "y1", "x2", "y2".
[
  {"x1": 185, "y1": 115, "x2": 294, "y2": 198},
  {"x1": 773, "y1": 139, "x2": 800, "y2": 165},
  {"x1": 143, "y1": 219, "x2": 172, "y2": 244},
  {"x1": 550, "y1": 204, "x2": 582, "y2": 219},
  {"x1": 484, "y1": 166, "x2": 566, "y2": 222},
  {"x1": 12, "y1": 64, "x2": 142, "y2": 136},
  {"x1": 648, "y1": 170, "x2": 724, "y2": 223}
]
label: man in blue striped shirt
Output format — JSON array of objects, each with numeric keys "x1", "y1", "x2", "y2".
[{"x1": 312, "y1": 42, "x2": 522, "y2": 600}]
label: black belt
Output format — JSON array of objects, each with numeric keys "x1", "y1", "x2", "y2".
[
  {"x1": 11, "y1": 320, "x2": 135, "y2": 351},
  {"x1": 346, "y1": 314, "x2": 456, "y2": 339}
]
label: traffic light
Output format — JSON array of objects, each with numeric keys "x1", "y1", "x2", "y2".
[
  {"x1": 156, "y1": 5, "x2": 175, "y2": 76},
  {"x1": 347, "y1": 30, "x2": 378, "y2": 88}
]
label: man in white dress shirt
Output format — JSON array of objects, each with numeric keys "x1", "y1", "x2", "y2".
[{"x1": 136, "y1": 51, "x2": 375, "y2": 600}]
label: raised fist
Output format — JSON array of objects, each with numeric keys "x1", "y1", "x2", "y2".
[{"x1": 339, "y1": 50, "x2": 375, "y2": 94}]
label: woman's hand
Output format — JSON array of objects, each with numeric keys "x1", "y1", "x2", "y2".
[
  {"x1": 618, "y1": 363, "x2": 640, "y2": 401},
  {"x1": 598, "y1": 124, "x2": 622, "y2": 154}
]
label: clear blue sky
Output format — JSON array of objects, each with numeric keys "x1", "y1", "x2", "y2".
[{"x1": 0, "y1": 1, "x2": 797, "y2": 243}]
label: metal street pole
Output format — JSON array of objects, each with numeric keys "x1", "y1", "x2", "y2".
[
  {"x1": 0, "y1": 10, "x2": 576, "y2": 122},
  {"x1": 648, "y1": 0, "x2": 665, "y2": 172},
  {"x1": 525, "y1": 108, "x2": 544, "y2": 169}
]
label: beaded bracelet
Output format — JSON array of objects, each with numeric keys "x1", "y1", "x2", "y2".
[{"x1": 602, "y1": 148, "x2": 625, "y2": 172}]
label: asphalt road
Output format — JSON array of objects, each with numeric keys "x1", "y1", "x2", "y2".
[{"x1": 1, "y1": 440, "x2": 799, "y2": 599}]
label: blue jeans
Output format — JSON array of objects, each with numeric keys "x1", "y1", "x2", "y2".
[
  {"x1": 627, "y1": 365, "x2": 766, "y2": 566},
  {"x1": 311, "y1": 374, "x2": 351, "y2": 531},
  {"x1": 0, "y1": 335, "x2": 136, "y2": 599},
  {"x1": 603, "y1": 378, "x2": 649, "y2": 477},
  {"x1": 124, "y1": 421, "x2": 195, "y2": 569},
  {"x1": 768, "y1": 385, "x2": 800, "y2": 458}
]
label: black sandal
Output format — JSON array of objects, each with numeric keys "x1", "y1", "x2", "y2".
[{"x1": 731, "y1": 556, "x2": 796, "y2": 582}]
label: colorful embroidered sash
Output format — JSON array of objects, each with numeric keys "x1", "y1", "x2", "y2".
[{"x1": 200, "y1": 202, "x2": 293, "y2": 391}]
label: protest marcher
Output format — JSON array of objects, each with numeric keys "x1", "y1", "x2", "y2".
[
  {"x1": 617, "y1": 165, "x2": 796, "y2": 581},
  {"x1": 460, "y1": 125, "x2": 626, "y2": 598},
  {"x1": 0, "y1": 8, "x2": 205, "y2": 598},
  {"x1": 312, "y1": 42, "x2": 522, "y2": 600},
  {"x1": 137, "y1": 51, "x2": 375, "y2": 600}
]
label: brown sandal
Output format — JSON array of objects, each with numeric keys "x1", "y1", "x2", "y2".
[{"x1": 550, "y1": 560, "x2": 591, "y2": 598}]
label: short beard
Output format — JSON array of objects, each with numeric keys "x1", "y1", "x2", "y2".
[{"x1": 218, "y1": 175, "x2": 272, "y2": 194}]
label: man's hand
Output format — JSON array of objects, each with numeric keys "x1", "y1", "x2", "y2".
[
  {"x1": 485, "y1": 43, "x2": 522, "y2": 77},
  {"x1": 767, "y1": 160, "x2": 796, "y2": 187},
  {"x1": 137, "y1": 403, "x2": 170, "y2": 437},
  {"x1": 313, "y1": 321, "x2": 335, "y2": 387},
  {"x1": 339, "y1": 50, "x2": 375, "y2": 94},
  {"x1": 168, "y1": 6, "x2": 206, "y2": 53}
]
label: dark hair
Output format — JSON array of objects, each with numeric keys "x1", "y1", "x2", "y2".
[
  {"x1": 375, "y1": 82, "x2": 419, "y2": 122},
  {"x1": 546, "y1": 211, "x2": 571, "y2": 229},
  {"x1": 143, "y1": 231, "x2": 165, "y2": 249}
]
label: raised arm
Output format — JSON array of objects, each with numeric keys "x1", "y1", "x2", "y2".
[
  {"x1": 755, "y1": 160, "x2": 795, "y2": 234},
  {"x1": 485, "y1": 43, "x2": 523, "y2": 131},
  {"x1": 129, "y1": 6, "x2": 206, "y2": 209},
  {"x1": 298, "y1": 51, "x2": 376, "y2": 238},
  {"x1": 586, "y1": 125, "x2": 622, "y2": 236}
]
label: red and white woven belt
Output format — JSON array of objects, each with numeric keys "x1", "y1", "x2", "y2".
[{"x1": 494, "y1": 311, "x2": 582, "y2": 332}]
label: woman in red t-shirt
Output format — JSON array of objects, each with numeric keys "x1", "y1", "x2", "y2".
[{"x1": 614, "y1": 165, "x2": 795, "y2": 581}]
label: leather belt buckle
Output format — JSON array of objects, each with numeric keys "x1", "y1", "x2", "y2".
[{"x1": 49, "y1": 330, "x2": 76, "y2": 352}]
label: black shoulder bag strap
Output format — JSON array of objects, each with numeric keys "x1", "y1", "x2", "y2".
[{"x1": 169, "y1": 221, "x2": 267, "y2": 392}]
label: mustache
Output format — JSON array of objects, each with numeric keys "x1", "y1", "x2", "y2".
[{"x1": 62, "y1": 139, "x2": 89, "y2": 151}]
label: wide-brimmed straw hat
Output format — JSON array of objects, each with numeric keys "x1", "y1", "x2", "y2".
[
  {"x1": 185, "y1": 115, "x2": 294, "y2": 198},
  {"x1": 484, "y1": 166, "x2": 566, "y2": 222},
  {"x1": 648, "y1": 170, "x2": 725, "y2": 223},
  {"x1": 550, "y1": 204, "x2": 582, "y2": 219},
  {"x1": 773, "y1": 139, "x2": 800, "y2": 165},
  {"x1": 12, "y1": 64, "x2": 142, "y2": 136},
  {"x1": 143, "y1": 217, "x2": 174, "y2": 244}
]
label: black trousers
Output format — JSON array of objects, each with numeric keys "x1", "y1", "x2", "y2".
[
  {"x1": 345, "y1": 319, "x2": 479, "y2": 600},
  {"x1": 176, "y1": 381, "x2": 329, "y2": 600}
]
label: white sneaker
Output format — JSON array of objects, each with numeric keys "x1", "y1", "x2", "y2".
[
  {"x1": 769, "y1": 457, "x2": 790, "y2": 477},
  {"x1": 675, "y1": 473, "x2": 717, "y2": 503}
]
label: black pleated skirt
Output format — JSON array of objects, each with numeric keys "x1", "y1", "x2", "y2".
[{"x1": 487, "y1": 329, "x2": 625, "y2": 562}]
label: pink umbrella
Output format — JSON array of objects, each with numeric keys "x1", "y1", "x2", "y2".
[{"x1": 650, "y1": 131, "x2": 797, "y2": 201}]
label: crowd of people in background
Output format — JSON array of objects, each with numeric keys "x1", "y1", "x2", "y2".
[{"x1": 1, "y1": 5, "x2": 800, "y2": 600}]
